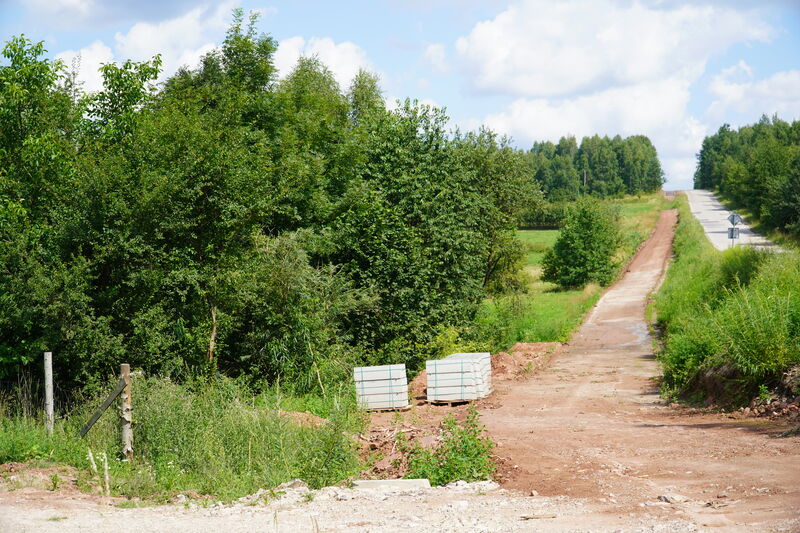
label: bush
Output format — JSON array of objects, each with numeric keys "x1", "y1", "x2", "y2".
[
  {"x1": 517, "y1": 200, "x2": 570, "y2": 229},
  {"x1": 541, "y1": 198, "x2": 621, "y2": 288},
  {"x1": 404, "y1": 406, "x2": 495, "y2": 486}
]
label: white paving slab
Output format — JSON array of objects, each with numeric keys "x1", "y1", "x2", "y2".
[{"x1": 685, "y1": 189, "x2": 779, "y2": 252}]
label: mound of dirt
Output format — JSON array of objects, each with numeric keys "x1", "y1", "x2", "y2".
[
  {"x1": 492, "y1": 342, "x2": 560, "y2": 380},
  {"x1": 277, "y1": 410, "x2": 326, "y2": 428},
  {"x1": 407, "y1": 342, "x2": 561, "y2": 404},
  {"x1": 0, "y1": 463, "x2": 85, "y2": 495}
]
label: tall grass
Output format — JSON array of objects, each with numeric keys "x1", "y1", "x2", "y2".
[
  {"x1": 0, "y1": 377, "x2": 363, "y2": 500},
  {"x1": 655, "y1": 193, "x2": 799, "y2": 404}
]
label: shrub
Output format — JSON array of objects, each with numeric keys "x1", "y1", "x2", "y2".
[
  {"x1": 542, "y1": 198, "x2": 621, "y2": 288},
  {"x1": 404, "y1": 406, "x2": 495, "y2": 486}
]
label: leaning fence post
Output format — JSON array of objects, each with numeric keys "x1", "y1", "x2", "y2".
[
  {"x1": 120, "y1": 364, "x2": 133, "y2": 461},
  {"x1": 44, "y1": 351, "x2": 54, "y2": 435}
]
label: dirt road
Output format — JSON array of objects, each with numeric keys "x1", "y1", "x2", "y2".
[
  {"x1": 1, "y1": 209, "x2": 798, "y2": 532},
  {"x1": 483, "y1": 210, "x2": 800, "y2": 530}
]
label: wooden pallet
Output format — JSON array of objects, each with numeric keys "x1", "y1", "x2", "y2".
[{"x1": 364, "y1": 404, "x2": 412, "y2": 412}]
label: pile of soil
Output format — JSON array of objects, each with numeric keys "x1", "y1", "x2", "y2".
[
  {"x1": 277, "y1": 410, "x2": 326, "y2": 428},
  {"x1": 491, "y1": 342, "x2": 560, "y2": 381},
  {"x1": 0, "y1": 463, "x2": 85, "y2": 495}
]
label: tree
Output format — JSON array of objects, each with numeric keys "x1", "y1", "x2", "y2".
[
  {"x1": 541, "y1": 199, "x2": 620, "y2": 288},
  {"x1": 452, "y1": 128, "x2": 539, "y2": 293},
  {"x1": 88, "y1": 56, "x2": 161, "y2": 141},
  {"x1": 694, "y1": 115, "x2": 800, "y2": 237},
  {"x1": 347, "y1": 69, "x2": 384, "y2": 127}
]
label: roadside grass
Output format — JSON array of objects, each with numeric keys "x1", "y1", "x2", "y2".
[
  {"x1": 0, "y1": 377, "x2": 364, "y2": 502},
  {"x1": 655, "y1": 193, "x2": 800, "y2": 405},
  {"x1": 478, "y1": 193, "x2": 669, "y2": 351}
]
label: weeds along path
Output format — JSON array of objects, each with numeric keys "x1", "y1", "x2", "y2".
[{"x1": 482, "y1": 209, "x2": 800, "y2": 530}]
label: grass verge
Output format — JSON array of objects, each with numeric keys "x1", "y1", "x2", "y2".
[{"x1": 654, "y1": 193, "x2": 800, "y2": 406}]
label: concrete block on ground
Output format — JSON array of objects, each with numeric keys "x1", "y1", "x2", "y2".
[
  {"x1": 426, "y1": 352, "x2": 492, "y2": 402},
  {"x1": 354, "y1": 364, "x2": 410, "y2": 410},
  {"x1": 351, "y1": 479, "x2": 431, "y2": 490}
]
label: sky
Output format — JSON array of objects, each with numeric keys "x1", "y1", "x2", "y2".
[{"x1": 2, "y1": 0, "x2": 799, "y2": 190}]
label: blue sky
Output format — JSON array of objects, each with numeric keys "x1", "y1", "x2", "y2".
[{"x1": 2, "y1": 0, "x2": 799, "y2": 190}]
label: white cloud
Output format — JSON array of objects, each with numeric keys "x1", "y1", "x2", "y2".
[
  {"x1": 707, "y1": 64, "x2": 800, "y2": 122},
  {"x1": 423, "y1": 43, "x2": 449, "y2": 72},
  {"x1": 480, "y1": 78, "x2": 707, "y2": 189},
  {"x1": 26, "y1": 0, "x2": 95, "y2": 19},
  {"x1": 114, "y1": 2, "x2": 233, "y2": 78},
  {"x1": 55, "y1": 40, "x2": 114, "y2": 93},
  {"x1": 455, "y1": 0, "x2": 779, "y2": 189},
  {"x1": 274, "y1": 36, "x2": 373, "y2": 90},
  {"x1": 22, "y1": 0, "x2": 214, "y2": 30},
  {"x1": 52, "y1": 2, "x2": 235, "y2": 93},
  {"x1": 455, "y1": 0, "x2": 772, "y2": 98},
  {"x1": 483, "y1": 78, "x2": 690, "y2": 142}
]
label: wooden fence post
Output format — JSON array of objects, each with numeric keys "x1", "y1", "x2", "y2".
[
  {"x1": 120, "y1": 364, "x2": 133, "y2": 461},
  {"x1": 44, "y1": 352, "x2": 53, "y2": 435}
]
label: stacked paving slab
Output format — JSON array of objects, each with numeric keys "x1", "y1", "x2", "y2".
[
  {"x1": 353, "y1": 364, "x2": 410, "y2": 410},
  {"x1": 426, "y1": 352, "x2": 492, "y2": 402}
]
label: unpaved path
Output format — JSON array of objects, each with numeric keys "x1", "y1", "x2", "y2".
[
  {"x1": 685, "y1": 189, "x2": 778, "y2": 251},
  {"x1": 483, "y1": 209, "x2": 800, "y2": 530},
  {"x1": 2, "y1": 209, "x2": 799, "y2": 532}
]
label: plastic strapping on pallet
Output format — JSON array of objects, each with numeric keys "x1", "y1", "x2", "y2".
[
  {"x1": 354, "y1": 364, "x2": 409, "y2": 409},
  {"x1": 426, "y1": 353, "x2": 491, "y2": 402}
]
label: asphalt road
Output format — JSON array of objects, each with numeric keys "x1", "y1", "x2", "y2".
[{"x1": 684, "y1": 189, "x2": 778, "y2": 251}]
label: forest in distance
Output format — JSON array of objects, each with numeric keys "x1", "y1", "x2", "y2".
[
  {"x1": 0, "y1": 11, "x2": 666, "y2": 395},
  {"x1": 694, "y1": 115, "x2": 800, "y2": 238}
]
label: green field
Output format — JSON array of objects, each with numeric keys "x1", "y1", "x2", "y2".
[{"x1": 479, "y1": 194, "x2": 669, "y2": 351}]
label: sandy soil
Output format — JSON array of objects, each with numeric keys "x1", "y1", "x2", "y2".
[{"x1": 1, "y1": 209, "x2": 798, "y2": 532}]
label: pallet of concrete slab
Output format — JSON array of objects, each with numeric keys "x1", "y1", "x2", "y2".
[
  {"x1": 426, "y1": 352, "x2": 492, "y2": 403},
  {"x1": 353, "y1": 364, "x2": 410, "y2": 410}
]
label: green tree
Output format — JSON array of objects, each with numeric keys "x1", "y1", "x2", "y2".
[{"x1": 541, "y1": 198, "x2": 621, "y2": 288}]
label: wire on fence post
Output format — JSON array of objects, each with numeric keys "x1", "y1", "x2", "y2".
[
  {"x1": 120, "y1": 364, "x2": 133, "y2": 461},
  {"x1": 44, "y1": 352, "x2": 53, "y2": 435}
]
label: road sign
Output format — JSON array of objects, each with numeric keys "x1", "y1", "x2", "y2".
[
  {"x1": 728, "y1": 213, "x2": 743, "y2": 226},
  {"x1": 728, "y1": 227, "x2": 739, "y2": 239}
]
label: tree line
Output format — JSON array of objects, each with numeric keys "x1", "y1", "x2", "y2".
[
  {"x1": 0, "y1": 11, "x2": 665, "y2": 393},
  {"x1": 529, "y1": 134, "x2": 664, "y2": 201},
  {"x1": 520, "y1": 134, "x2": 664, "y2": 227},
  {"x1": 694, "y1": 115, "x2": 800, "y2": 236},
  {"x1": 0, "y1": 12, "x2": 538, "y2": 392}
]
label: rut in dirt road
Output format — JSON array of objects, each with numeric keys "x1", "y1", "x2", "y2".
[{"x1": 482, "y1": 209, "x2": 800, "y2": 530}]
